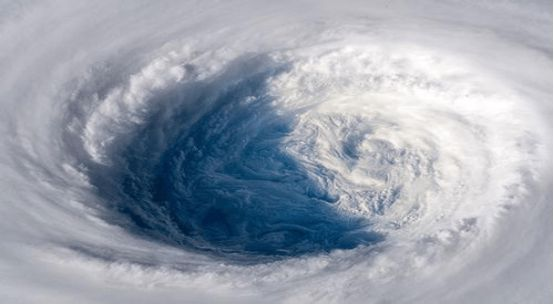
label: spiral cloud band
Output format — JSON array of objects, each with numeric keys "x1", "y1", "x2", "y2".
[{"x1": 0, "y1": 0, "x2": 551, "y2": 303}]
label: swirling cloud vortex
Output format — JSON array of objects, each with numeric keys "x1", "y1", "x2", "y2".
[{"x1": 0, "y1": 0, "x2": 551, "y2": 303}]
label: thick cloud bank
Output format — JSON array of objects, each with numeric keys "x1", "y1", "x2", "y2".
[{"x1": 0, "y1": 0, "x2": 551, "y2": 303}]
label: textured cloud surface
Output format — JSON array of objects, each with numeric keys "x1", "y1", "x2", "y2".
[{"x1": 0, "y1": 0, "x2": 551, "y2": 303}]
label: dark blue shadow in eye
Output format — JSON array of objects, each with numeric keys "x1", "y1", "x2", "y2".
[{"x1": 92, "y1": 55, "x2": 384, "y2": 261}]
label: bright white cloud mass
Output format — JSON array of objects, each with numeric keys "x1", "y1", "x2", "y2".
[{"x1": 0, "y1": 0, "x2": 551, "y2": 303}]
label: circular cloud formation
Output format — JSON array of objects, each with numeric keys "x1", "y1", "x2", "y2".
[{"x1": 0, "y1": 0, "x2": 551, "y2": 303}]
